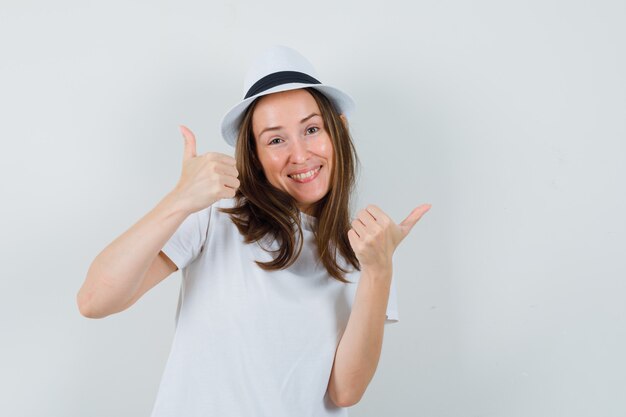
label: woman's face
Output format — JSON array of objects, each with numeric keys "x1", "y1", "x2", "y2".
[{"x1": 252, "y1": 89, "x2": 337, "y2": 215}]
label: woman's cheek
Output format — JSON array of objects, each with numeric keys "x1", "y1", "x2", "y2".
[{"x1": 266, "y1": 150, "x2": 280, "y2": 163}]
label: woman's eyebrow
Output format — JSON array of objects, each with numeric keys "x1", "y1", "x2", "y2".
[
  {"x1": 299, "y1": 112, "x2": 320, "y2": 123},
  {"x1": 259, "y1": 113, "x2": 320, "y2": 137}
]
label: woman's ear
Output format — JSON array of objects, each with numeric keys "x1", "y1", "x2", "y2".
[{"x1": 339, "y1": 114, "x2": 348, "y2": 129}]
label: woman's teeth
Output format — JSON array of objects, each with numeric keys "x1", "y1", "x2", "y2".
[{"x1": 289, "y1": 166, "x2": 321, "y2": 181}]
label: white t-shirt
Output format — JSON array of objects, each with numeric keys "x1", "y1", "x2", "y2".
[{"x1": 150, "y1": 197, "x2": 399, "y2": 417}]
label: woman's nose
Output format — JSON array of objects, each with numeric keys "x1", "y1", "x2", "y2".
[{"x1": 289, "y1": 137, "x2": 309, "y2": 163}]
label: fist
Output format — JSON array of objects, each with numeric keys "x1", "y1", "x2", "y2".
[
  {"x1": 174, "y1": 125, "x2": 240, "y2": 213},
  {"x1": 348, "y1": 204, "x2": 431, "y2": 272}
]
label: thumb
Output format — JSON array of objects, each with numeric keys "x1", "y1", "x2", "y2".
[
  {"x1": 399, "y1": 204, "x2": 432, "y2": 237},
  {"x1": 179, "y1": 125, "x2": 197, "y2": 161}
]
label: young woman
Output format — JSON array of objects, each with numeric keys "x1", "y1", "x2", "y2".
[{"x1": 77, "y1": 45, "x2": 431, "y2": 416}]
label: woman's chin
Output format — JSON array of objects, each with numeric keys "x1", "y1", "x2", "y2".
[{"x1": 294, "y1": 192, "x2": 330, "y2": 212}]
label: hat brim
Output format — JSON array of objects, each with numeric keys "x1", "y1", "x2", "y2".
[{"x1": 219, "y1": 83, "x2": 356, "y2": 147}]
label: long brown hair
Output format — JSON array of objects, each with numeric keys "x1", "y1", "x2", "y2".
[{"x1": 219, "y1": 87, "x2": 360, "y2": 283}]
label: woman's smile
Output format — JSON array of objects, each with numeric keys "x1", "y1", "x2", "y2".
[{"x1": 288, "y1": 165, "x2": 322, "y2": 183}]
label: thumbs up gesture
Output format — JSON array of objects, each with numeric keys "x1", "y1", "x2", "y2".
[
  {"x1": 173, "y1": 125, "x2": 240, "y2": 213},
  {"x1": 347, "y1": 204, "x2": 431, "y2": 273}
]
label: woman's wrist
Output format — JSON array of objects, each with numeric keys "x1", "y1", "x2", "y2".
[
  {"x1": 360, "y1": 261, "x2": 393, "y2": 283},
  {"x1": 161, "y1": 189, "x2": 196, "y2": 218}
]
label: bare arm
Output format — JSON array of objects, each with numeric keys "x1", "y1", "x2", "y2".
[
  {"x1": 77, "y1": 126, "x2": 239, "y2": 319},
  {"x1": 327, "y1": 267, "x2": 391, "y2": 407},
  {"x1": 76, "y1": 191, "x2": 191, "y2": 319},
  {"x1": 328, "y1": 203, "x2": 430, "y2": 406}
]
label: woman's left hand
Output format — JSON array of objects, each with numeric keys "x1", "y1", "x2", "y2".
[{"x1": 348, "y1": 204, "x2": 432, "y2": 274}]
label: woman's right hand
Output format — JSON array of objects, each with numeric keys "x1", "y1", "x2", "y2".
[{"x1": 173, "y1": 125, "x2": 240, "y2": 213}]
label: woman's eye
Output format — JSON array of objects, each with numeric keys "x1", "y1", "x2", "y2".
[
  {"x1": 306, "y1": 127, "x2": 319, "y2": 135},
  {"x1": 269, "y1": 138, "x2": 283, "y2": 145}
]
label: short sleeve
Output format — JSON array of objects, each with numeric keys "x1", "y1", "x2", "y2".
[
  {"x1": 385, "y1": 274, "x2": 399, "y2": 324},
  {"x1": 161, "y1": 206, "x2": 212, "y2": 270}
]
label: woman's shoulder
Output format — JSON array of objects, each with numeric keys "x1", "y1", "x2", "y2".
[
  {"x1": 209, "y1": 198, "x2": 240, "y2": 225},
  {"x1": 213, "y1": 197, "x2": 238, "y2": 210},
  {"x1": 186, "y1": 198, "x2": 237, "y2": 224}
]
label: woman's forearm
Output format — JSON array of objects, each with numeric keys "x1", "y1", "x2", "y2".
[
  {"x1": 76, "y1": 190, "x2": 191, "y2": 318},
  {"x1": 327, "y1": 266, "x2": 392, "y2": 407}
]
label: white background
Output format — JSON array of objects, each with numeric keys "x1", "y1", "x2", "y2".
[{"x1": 1, "y1": 0, "x2": 625, "y2": 416}]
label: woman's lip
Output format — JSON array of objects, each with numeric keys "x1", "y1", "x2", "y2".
[
  {"x1": 288, "y1": 165, "x2": 322, "y2": 176},
  {"x1": 288, "y1": 166, "x2": 322, "y2": 183}
]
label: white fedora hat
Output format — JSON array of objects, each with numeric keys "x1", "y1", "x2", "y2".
[{"x1": 219, "y1": 45, "x2": 356, "y2": 147}]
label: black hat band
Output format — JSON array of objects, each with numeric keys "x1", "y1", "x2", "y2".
[{"x1": 244, "y1": 71, "x2": 321, "y2": 99}]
